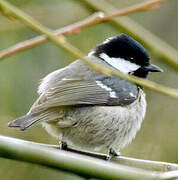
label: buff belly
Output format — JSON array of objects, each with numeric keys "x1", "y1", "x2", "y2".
[{"x1": 42, "y1": 90, "x2": 146, "y2": 153}]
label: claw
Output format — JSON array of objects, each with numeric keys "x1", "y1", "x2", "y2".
[
  {"x1": 107, "y1": 148, "x2": 120, "y2": 161},
  {"x1": 60, "y1": 141, "x2": 68, "y2": 150}
]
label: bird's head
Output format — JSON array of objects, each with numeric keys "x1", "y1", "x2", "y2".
[{"x1": 90, "y1": 33, "x2": 163, "y2": 78}]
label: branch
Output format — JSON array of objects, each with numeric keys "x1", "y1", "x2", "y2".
[
  {"x1": 33, "y1": 142, "x2": 178, "y2": 172},
  {"x1": 85, "y1": 60, "x2": 178, "y2": 98},
  {"x1": 0, "y1": 12, "x2": 104, "y2": 59},
  {"x1": 116, "y1": 156, "x2": 178, "y2": 172},
  {"x1": 101, "y1": 0, "x2": 165, "y2": 21},
  {"x1": 0, "y1": 0, "x2": 178, "y2": 99},
  {"x1": 83, "y1": 0, "x2": 178, "y2": 70},
  {"x1": 0, "y1": 0, "x2": 85, "y2": 59},
  {"x1": 0, "y1": 135, "x2": 178, "y2": 180},
  {"x1": 0, "y1": 0, "x2": 166, "y2": 60}
]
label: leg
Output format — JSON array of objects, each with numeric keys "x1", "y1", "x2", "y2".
[
  {"x1": 60, "y1": 141, "x2": 68, "y2": 150},
  {"x1": 58, "y1": 141, "x2": 108, "y2": 160},
  {"x1": 106, "y1": 147, "x2": 120, "y2": 161}
]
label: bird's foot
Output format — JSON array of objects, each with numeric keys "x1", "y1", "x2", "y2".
[
  {"x1": 106, "y1": 148, "x2": 120, "y2": 161},
  {"x1": 59, "y1": 141, "x2": 68, "y2": 150},
  {"x1": 59, "y1": 142, "x2": 119, "y2": 161}
]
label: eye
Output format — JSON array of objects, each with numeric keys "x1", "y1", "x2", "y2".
[
  {"x1": 130, "y1": 57, "x2": 134, "y2": 60},
  {"x1": 129, "y1": 71, "x2": 134, "y2": 75}
]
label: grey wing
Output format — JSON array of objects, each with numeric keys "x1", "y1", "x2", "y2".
[
  {"x1": 30, "y1": 78, "x2": 110, "y2": 113},
  {"x1": 95, "y1": 75, "x2": 139, "y2": 106},
  {"x1": 8, "y1": 78, "x2": 110, "y2": 130},
  {"x1": 31, "y1": 76, "x2": 139, "y2": 113},
  {"x1": 38, "y1": 59, "x2": 91, "y2": 95},
  {"x1": 8, "y1": 77, "x2": 139, "y2": 130}
]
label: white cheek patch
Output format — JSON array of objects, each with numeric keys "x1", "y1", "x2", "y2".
[
  {"x1": 102, "y1": 37, "x2": 115, "y2": 44},
  {"x1": 96, "y1": 81, "x2": 117, "y2": 98},
  {"x1": 88, "y1": 50, "x2": 95, "y2": 56},
  {"x1": 99, "y1": 53, "x2": 140, "y2": 74}
]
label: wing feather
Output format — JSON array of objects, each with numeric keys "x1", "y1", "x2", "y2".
[{"x1": 29, "y1": 79, "x2": 109, "y2": 113}]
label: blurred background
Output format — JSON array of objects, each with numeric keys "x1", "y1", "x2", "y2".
[{"x1": 0, "y1": 0, "x2": 178, "y2": 179}]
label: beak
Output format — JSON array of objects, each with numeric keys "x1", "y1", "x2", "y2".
[{"x1": 144, "y1": 64, "x2": 163, "y2": 72}]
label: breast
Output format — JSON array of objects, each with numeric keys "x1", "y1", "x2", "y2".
[
  {"x1": 61, "y1": 89, "x2": 146, "y2": 152},
  {"x1": 111, "y1": 88, "x2": 147, "y2": 150}
]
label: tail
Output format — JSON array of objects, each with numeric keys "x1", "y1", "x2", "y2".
[{"x1": 8, "y1": 112, "x2": 41, "y2": 131}]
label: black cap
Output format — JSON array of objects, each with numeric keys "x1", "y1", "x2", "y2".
[{"x1": 94, "y1": 33, "x2": 150, "y2": 67}]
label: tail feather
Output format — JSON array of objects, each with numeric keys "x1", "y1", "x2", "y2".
[
  {"x1": 8, "y1": 112, "x2": 41, "y2": 131},
  {"x1": 8, "y1": 108, "x2": 61, "y2": 131}
]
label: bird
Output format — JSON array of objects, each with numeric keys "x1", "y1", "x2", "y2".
[{"x1": 8, "y1": 33, "x2": 162, "y2": 158}]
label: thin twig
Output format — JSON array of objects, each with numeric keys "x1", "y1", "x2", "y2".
[
  {"x1": 84, "y1": 60, "x2": 178, "y2": 98},
  {"x1": 101, "y1": 0, "x2": 165, "y2": 21},
  {"x1": 0, "y1": 0, "x2": 165, "y2": 60},
  {"x1": 0, "y1": 0, "x2": 178, "y2": 99},
  {"x1": 0, "y1": 12, "x2": 104, "y2": 59},
  {"x1": 0, "y1": 0, "x2": 85, "y2": 59},
  {"x1": 0, "y1": 135, "x2": 178, "y2": 180},
  {"x1": 32, "y1": 141, "x2": 178, "y2": 172}
]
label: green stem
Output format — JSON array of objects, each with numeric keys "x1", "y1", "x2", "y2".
[
  {"x1": 85, "y1": 60, "x2": 178, "y2": 98},
  {"x1": 0, "y1": 0, "x2": 85, "y2": 59},
  {"x1": 0, "y1": 0, "x2": 168, "y2": 61},
  {"x1": 26, "y1": 141, "x2": 178, "y2": 172},
  {"x1": 0, "y1": 12, "x2": 103, "y2": 59},
  {"x1": 0, "y1": 135, "x2": 178, "y2": 180}
]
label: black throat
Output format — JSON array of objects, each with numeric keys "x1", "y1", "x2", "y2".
[{"x1": 131, "y1": 67, "x2": 149, "y2": 78}]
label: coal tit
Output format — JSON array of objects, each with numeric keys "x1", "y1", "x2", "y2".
[{"x1": 8, "y1": 34, "x2": 162, "y2": 157}]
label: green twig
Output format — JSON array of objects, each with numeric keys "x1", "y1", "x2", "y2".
[
  {"x1": 85, "y1": 60, "x2": 178, "y2": 98},
  {"x1": 0, "y1": 0, "x2": 178, "y2": 99},
  {"x1": 0, "y1": 135, "x2": 178, "y2": 180},
  {"x1": 0, "y1": 0, "x2": 85, "y2": 59},
  {"x1": 0, "y1": 12, "x2": 104, "y2": 59},
  {"x1": 0, "y1": 0, "x2": 166, "y2": 60},
  {"x1": 26, "y1": 141, "x2": 178, "y2": 172}
]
